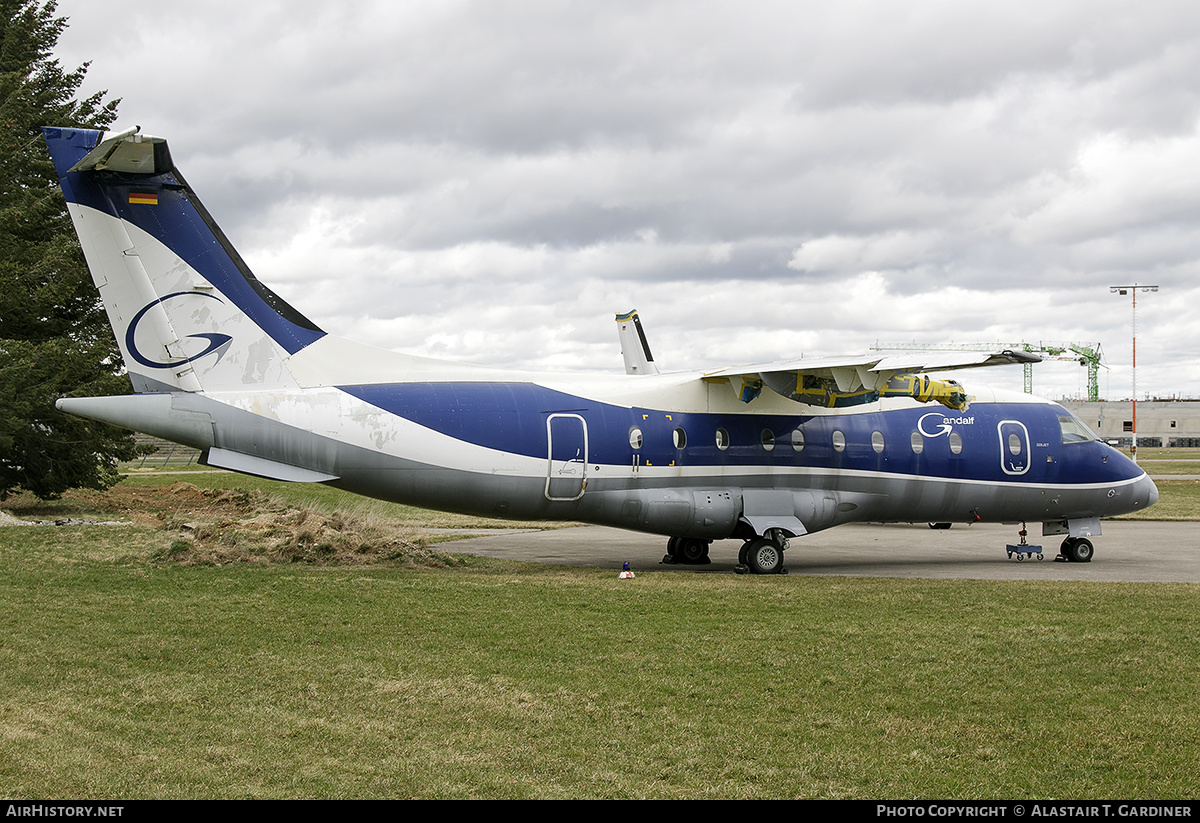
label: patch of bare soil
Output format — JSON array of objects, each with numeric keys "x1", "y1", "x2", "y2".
[
  {"x1": 143, "y1": 482, "x2": 467, "y2": 567},
  {"x1": 5, "y1": 482, "x2": 465, "y2": 567}
]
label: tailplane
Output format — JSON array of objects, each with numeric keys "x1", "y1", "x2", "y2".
[{"x1": 43, "y1": 126, "x2": 324, "y2": 393}]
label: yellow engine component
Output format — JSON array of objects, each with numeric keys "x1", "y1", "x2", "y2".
[
  {"x1": 727, "y1": 370, "x2": 971, "y2": 410},
  {"x1": 882, "y1": 374, "x2": 969, "y2": 411}
]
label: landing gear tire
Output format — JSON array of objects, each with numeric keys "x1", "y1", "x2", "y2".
[
  {"x1": 743, "y1": 537, "x2": 785, "y2": 575},
  {"x1": 662, "y1": 537, "x2": 680, "y2": 564},
  {"x1": 1068, "y1": 537, "x2": 1093, "y2": 563},
  {"x1": 676, "y1": 538, "x2": 711, "y2": 565},
  {"x1": 1059, "y1": 537, "x2": 1094, "y2": 563}
]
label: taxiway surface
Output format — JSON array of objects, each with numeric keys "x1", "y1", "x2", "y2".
[{"x1": 443, "y1": 521, "x2": 1200, "y2": 582}]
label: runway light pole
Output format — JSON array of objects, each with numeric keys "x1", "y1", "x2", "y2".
[{"x1": 1109, "y1": 284, "x2": 1158, "y2": 463}]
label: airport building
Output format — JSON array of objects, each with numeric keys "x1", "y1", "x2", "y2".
[{"x1": 1062, "y1": 400, "x2": 1200, "y2": 448}]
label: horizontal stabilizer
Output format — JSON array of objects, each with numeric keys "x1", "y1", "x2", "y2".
[
  {"x1": 205, "y1": 447, "x2": 339, "y2": 483},
  {"x1": 67, "y1": 126, "x2": 169, "y2": 174}
]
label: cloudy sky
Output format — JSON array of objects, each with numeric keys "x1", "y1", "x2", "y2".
[{"x1": 51, "y1": 0, "x2": 1200, "y2": 400}]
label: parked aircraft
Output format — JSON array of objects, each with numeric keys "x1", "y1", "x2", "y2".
[{"x1": 43, "y1": 126, "x2": 1158, "y2": 572}]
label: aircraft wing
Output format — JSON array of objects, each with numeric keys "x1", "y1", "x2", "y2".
[{"x1": 702, "y1": 349, "x2": 1040, "y2": 410}]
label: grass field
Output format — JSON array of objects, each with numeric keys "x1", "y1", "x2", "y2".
[
  {"x1": 1115, "y1": 479, "x2": 1200, "y2": 520},
  {"x1": 1127, "y1": 447, "x2": 1200, "y2": 476},
  {"x1": 1, "y1": 471, "x2": 1198, "y2": 798},
  {"x1": 1111, "y1": 447, "x2": 1200, "y2": 521}
]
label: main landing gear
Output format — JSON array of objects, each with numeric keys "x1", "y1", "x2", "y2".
[
  {"x1": 660, "y1": 532, "x2": 789, "y2": 574},
  {"x1": 1057, "y1": 536, "x2": 1094, "y2": 563},
  {"x1": 735, "y1": 530, "x2": 789, "y2": 575},
  {"x1": 661, "y1": 536, "x2": 711, "y2": 565}
]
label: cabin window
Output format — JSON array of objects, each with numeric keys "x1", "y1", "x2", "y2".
[
  {"x1": 832, "y1": 430, "x2": 846, "y2": 452},
  {"x1": 1008, "y1": 433, "x2": 1023, "y2": 455},
  {"x1": 761, "y1": 429, "x2": 775, "y2": 452},
  {"x1": 791, "y1": 428, "x2": 805, "y2": 452},
  {"x1": 910, "y1": 431, "x2": 924, "y2": 454},
  {"x1": 1059, "y1": 415, "x2": 1097, "y2": 444},
  {"x1": 629, "y1": 427, "x2": 643, "y2": 449},
  {"x1": 948, "y1": 432, "x2": 963, "y2": 454},
  {"x1": 673, "y1": 427, "x2": 687, "y2": 449},
  {"x1": 871, "y1": 431, "x2": 885, "y2": 453},
  {"x1": 715, "y1": 428, "x2": 730, "y2": 450}
]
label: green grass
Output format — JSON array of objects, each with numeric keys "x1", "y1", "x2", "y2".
[
  {"x1": 1139, "y1": 463, "x2": 1200, "y2": 475},
  {"x1": 1125, "y1": 447, "x2": 1200, "y2": 461},
  {"x1": 1117, "y1": 479, "x2": 1200, "y2": 520},
  {"x1": 1122, "y1": 447, "x2": 1200, "y2": 475},
  {"x1": 1, "y1": 470, "x2": 1198, "y2": 797},
  {"x1": 1, "y1": 518, "x2": 1198, "y2": 798}
]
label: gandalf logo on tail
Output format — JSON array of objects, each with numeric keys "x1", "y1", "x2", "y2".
[{"x1": 125, "y1": 292, "x2": 233, "y2": 369}]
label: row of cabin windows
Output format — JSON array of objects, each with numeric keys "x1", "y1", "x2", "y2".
[{"x1": 628, "y1": 425, "x2": 967, "y2": 455}]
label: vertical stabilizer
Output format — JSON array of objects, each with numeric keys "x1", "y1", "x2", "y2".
[
  {"x1": 43, "y1": 126, "x2": 325, "y2": 393},
  {"x1": 615, "y1": 309, "x2": 659, "y2": 375}
]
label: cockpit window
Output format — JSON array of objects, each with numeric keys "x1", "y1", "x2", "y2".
[{"x1": 1059, "y1": 414, "x2": 1097, "y2": 444}]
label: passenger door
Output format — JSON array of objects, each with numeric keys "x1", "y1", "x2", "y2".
[{"x1": 546, "y1": 413, "x2": 588, "y2": 500}]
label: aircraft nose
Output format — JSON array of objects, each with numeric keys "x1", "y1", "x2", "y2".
[
  {"x1": 1144, "y1": 474, "x2": 1159, "y2": 509},
  {"x1": 1126, "y1": 472, "x2": 1159, "y2": 512}
]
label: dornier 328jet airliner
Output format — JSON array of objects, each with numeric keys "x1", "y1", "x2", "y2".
[{"x1": 43, "y1": 126, "x2": 1158, "y2": 573}]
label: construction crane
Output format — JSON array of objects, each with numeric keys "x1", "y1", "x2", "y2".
[{"x1": 870, "y1": 341, "x2": 1105, "y2": 401}]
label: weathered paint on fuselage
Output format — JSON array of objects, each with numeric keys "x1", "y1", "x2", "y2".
[{"x1": 187, "y1": 374, "x2": 1155, "y2": 541}]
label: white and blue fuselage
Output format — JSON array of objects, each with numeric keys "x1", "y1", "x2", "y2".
[{"x1": 42, "y1": 126, "x2": 1157, "y2": 571}]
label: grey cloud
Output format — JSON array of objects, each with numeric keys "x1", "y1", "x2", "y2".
[{"x1": 49, "y1": 0, "x2": 1200, "y2": 397}]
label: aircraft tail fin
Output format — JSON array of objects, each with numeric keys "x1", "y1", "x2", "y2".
[
  {"x1": 42, "y1": 126, "x2": 325, "y2": 393},
  {"x1": 615, "y1": 309, "x2": 659, "y2": 375}
]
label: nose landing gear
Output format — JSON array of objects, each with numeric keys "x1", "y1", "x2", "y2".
[{"x1": 1006, "y1": 522, "x2": 1044, "y2": 560}]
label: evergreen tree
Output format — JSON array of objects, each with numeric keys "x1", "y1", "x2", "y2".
[{"x1": 0, "y1": 0, "x2": 138, "y2": 500}]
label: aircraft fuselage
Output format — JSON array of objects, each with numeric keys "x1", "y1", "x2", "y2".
[
  {"x1": 42, "y1": 125, "x2": 1158, "y2": 571},
  {"x1": 72, "y1": 374, "x2": 1154, "y2": 544}
]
